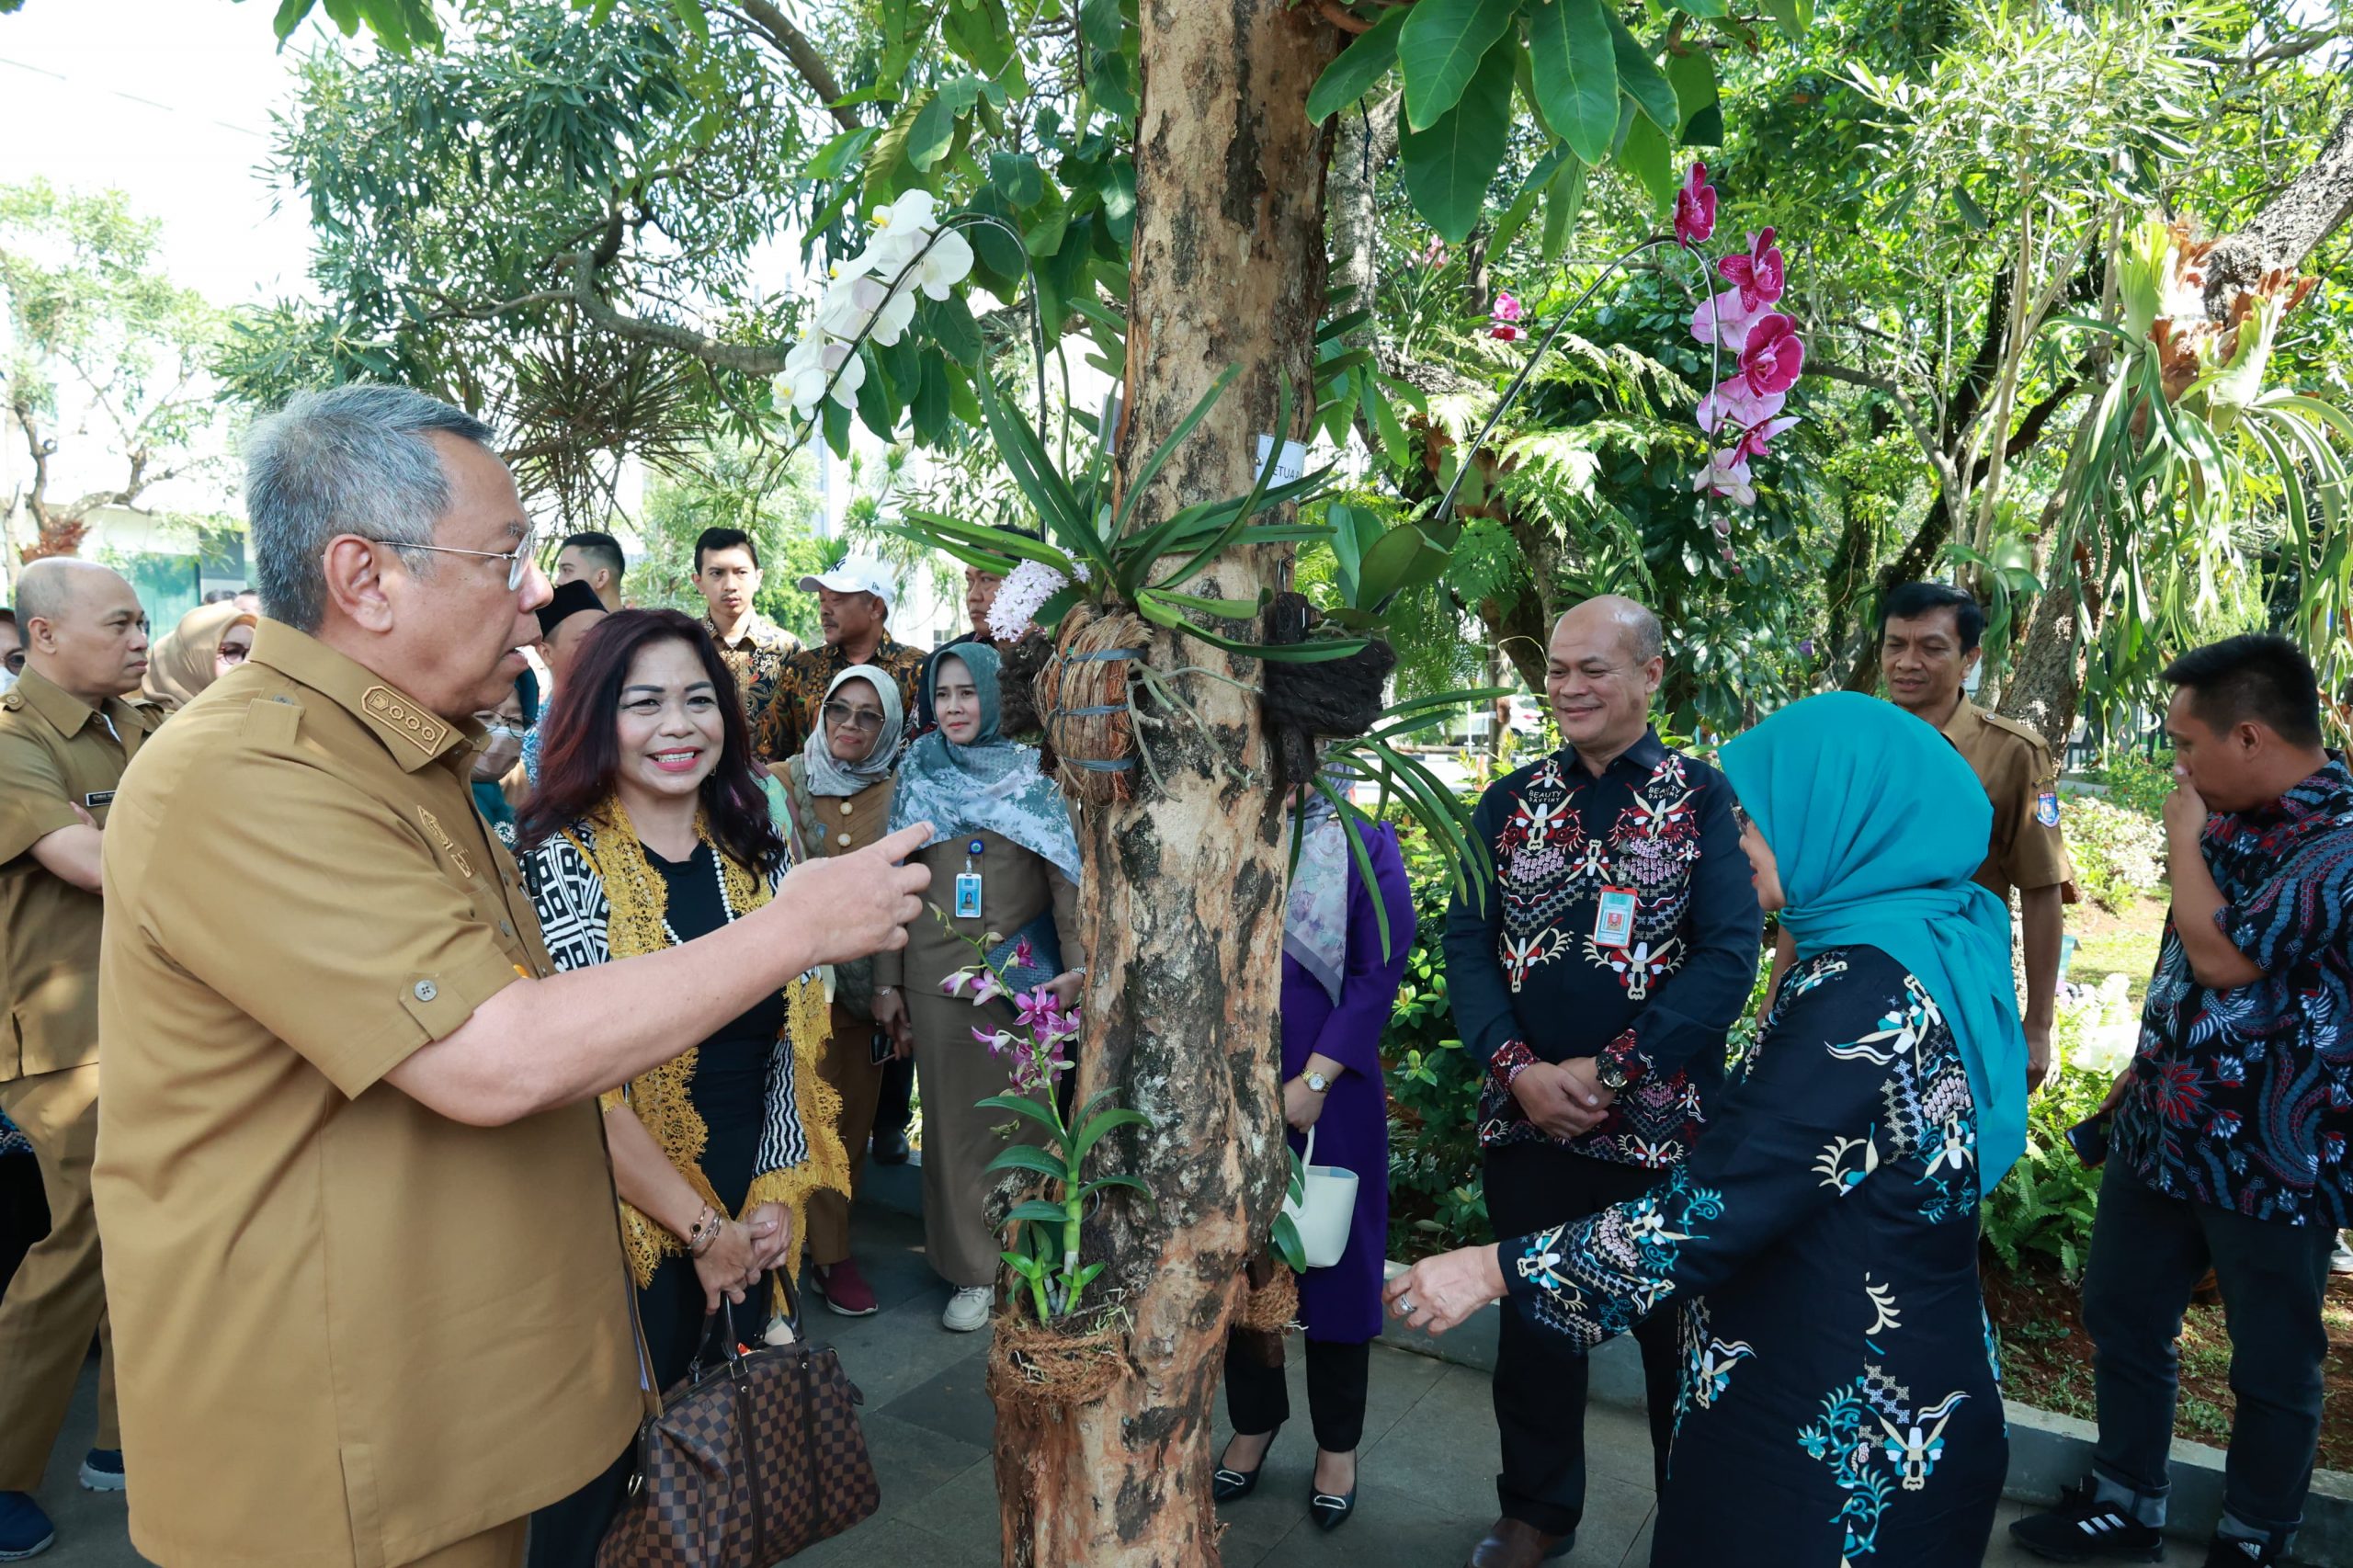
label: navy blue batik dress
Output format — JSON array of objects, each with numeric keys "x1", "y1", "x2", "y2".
[{"x1": 1499, "y1": 944, "x2": 2007, "y2": 1568}]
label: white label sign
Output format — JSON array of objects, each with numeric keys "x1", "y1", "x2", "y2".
[{"x1": 1254, "y1": 434, "x2": 1309, "y2": 485}]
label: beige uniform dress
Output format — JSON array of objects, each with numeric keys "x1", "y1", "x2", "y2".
[
  {"x1": 779, "y1": 758, "x2": 895, "y2": 1268},
  {"x1": 1940, "y1": 699, "x2": 2075, "y2": 901},
  {"x1": 93, "y1": 622, "x2": 642, "y2": 1568},
  {"x1": 871, "y1": 830, "x2": 1079, "y2": 1288},
  {"x1": 0, "y1": 667, "x2": 160, "y2": 1491}
]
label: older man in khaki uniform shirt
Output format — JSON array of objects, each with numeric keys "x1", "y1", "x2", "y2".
[
  {"x1": 0, "y1": 560, "x2": 157, "y2": 1538},
  {"x1": 94, "y1": 386, "x2": 931, "y2": 1568}
]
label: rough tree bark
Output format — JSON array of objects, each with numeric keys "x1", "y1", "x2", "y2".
[{"x1": 988, "y1": 5, "x2": 1339, "y2": 1563}]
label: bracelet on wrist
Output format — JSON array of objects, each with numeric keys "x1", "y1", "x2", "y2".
[{"x1": 687, "y1": 1203, "x2": 722, "y2": 1256}]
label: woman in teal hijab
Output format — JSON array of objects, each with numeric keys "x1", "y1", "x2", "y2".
[{"x1": 1386, "y1": 692, "x2": 2013, "y2": 1567}]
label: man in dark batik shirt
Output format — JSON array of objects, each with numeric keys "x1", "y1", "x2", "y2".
[
  {"x1": 1442, "y1": 597, "x2": 1761, "y2": 1568},
  {"x1": 2015, "y1": 635, "x2": 2353, "y2": 1568}
]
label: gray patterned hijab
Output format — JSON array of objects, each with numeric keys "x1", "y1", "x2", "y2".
[{"x1": 799, "y1": 665, "x2": 904, "y2": 797}]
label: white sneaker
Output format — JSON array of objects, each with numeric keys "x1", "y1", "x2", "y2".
[{"x1": 942, "y1": 1286, "x2": 992, "y2": 1333}]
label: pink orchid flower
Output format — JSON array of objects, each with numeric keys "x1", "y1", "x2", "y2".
[
  {"x1": 1675, "y1": 164, "x2": 1717, "y2": 248},
  {"x1": 1691, "y1": 453, "x2": 1756, "y2": 506},
  {"x1": 1717, "y1": 229, "x2": 1785, "y2": 312},
  {"x1": 1689, "y1": 287, "x2": 1760, "y2": 352},
  {"x1": 1011, "y1": 937, "x2": 1036, "y2": 971},
  {"x1": 1696, "y1": 379, "x2": 1787, "y2": 439},
  {"x1": 972, "y1": 1026, "x2": 1017, "y2": 1053},
  {"x1": 1735, "y1": 313, "x2": 1806, "y2": 398}
]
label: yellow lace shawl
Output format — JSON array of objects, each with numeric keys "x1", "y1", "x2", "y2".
[{"x1": 576, "y1": 799, "x2": 847, "y2": 1288}]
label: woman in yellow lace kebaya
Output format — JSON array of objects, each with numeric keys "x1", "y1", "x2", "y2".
[{"x1": 512, "y1": 610, "x2": 847, "y2": 1347}]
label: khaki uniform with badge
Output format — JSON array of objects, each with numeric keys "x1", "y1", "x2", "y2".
[
  {"x1": 93, "y1": 622, "x2": 642, "y2": 1568},
  {"x1": 1940, "y1": 698, "x2": 2074, "y2": 901},
  {"x1": 0, "y1": 667, "x2": 160, "y2": 1492}
]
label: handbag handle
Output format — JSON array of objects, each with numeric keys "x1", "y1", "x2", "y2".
[
  {"x1": 686, "y1": 1294, "x2": 747, "y2": 1384},
  {"x1": 1300, "y1": 1124, "x2": 1314, "y2": 1171}
]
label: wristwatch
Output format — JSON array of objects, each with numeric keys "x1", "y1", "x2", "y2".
[
  {"x1": 1302, "y1": 1070, "x2": 1332, "y2": 1094},
  {"x1": 1594, "y1": 1057, "x2": 1631, "y2": 1093}
]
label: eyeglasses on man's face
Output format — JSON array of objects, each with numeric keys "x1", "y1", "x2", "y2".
[{"x1": 362, "y1": 520, "x2": 540, "y2": 593}]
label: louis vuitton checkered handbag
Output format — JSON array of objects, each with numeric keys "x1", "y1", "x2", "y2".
[{"x1": 596, "y1": 1280, "x2": 880, "y2": 1568}]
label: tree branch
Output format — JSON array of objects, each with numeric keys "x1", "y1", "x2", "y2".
[
  {"x1": 733, "y1": 0, "x2": 861, "y2": 134},
  {"x1": 2205, "y1": 104, "x2": 2353, "y2": 316}
]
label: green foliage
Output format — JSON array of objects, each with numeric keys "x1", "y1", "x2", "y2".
[
  {"x1": 1381, "y1": 814, "x2": 1490, "y2": 1258},
  {"x1": 1980, "y1": 1015, "x2": 2121, "y2": 1280},
  {"x1": 2088, "y1": 750, "x2": 2177, "y2": 820},
  {"x1": 0, "y1": 181, "x2": 234, "y2": 551}
]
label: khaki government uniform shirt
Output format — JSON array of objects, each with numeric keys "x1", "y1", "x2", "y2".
[
  {"x1": 1941, "y1": 698, "x2": 2074, "y2": 901},
  {"x1": 0, "y1": 666, "x2": 160, "y2": 1081},
  {"x1": 93, "y1": 622, "x2": 641, "y2": 1568}
]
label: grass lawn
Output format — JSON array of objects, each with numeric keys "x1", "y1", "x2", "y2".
[{"x1": 2066, "y1": 891, "x2": 2167, "y2": 1006}]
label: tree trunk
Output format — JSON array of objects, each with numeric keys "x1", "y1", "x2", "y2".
[
  {"x1": 989, "y1": 5, "x2": 1339, "y2": 1563},
  {"x1": 1328, "y1": 92, "x2": 1400, "y2": 353}
]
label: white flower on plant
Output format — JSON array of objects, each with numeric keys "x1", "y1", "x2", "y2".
[
  {"x1": 778, "y1": 325, "x2": 866, "y2": 418},
  {"x1": 779, "y1": 186, "x2": 972, "y2": 427},
  {"x1": 987, "y1": 558, "x2": 1070, "y2": 641}
]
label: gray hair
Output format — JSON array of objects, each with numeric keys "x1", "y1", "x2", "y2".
[{"x1": 244, "y1": 384, "x2": 498, "y2": 632}]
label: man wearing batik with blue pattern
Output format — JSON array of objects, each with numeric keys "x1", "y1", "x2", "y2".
[{"x1": 2014, "y1": 635, "x2": 2353, "y2": 1568}]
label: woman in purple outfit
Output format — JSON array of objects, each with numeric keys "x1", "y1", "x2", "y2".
[{"x1": 1212, "y1": 787, "x2": 1416, "y2": 1532}]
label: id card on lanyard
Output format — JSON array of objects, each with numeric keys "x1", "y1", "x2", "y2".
[
  {"x1": 1593, "y1": 886, "x2": 1637, "y2": 949},
  {"x1": 954, "y1": 837, "x2": 986, "y2": 919}
]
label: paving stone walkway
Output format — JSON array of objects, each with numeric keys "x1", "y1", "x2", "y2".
[{"x1": 33, "y1": 1168, "x2": 2171, "y2": 1567}]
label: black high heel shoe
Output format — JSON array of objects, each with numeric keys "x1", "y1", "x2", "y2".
[
  {"x1": 1308, "y1": 1485, "x2": 1356, "y2": 1531},
  {"x1": 1211, "y1": 1431, "x2": 1278, "y2": 1503}
]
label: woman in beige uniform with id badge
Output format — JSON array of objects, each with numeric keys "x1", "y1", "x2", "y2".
[{"x1": 871, "y1": 644, "x2": 1083, "y2": 1333}]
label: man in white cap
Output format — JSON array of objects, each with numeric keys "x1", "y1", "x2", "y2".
[{"x1": 752, "y1": 553, "x2": 928, "y2": 761}]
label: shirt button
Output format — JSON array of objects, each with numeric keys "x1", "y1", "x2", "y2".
[
  {"x1": 837, "y1": 833, "x2": 852, "y2": 847},
  {"x1": 414, "y1": 980, "x2": 438, "y2": 1002},
  {"x1": 500, "y1": 920, "x2": 515, "y2": 937},
  {"x1": 839, "y1": 801, "x2": 853, "y2": 816}
]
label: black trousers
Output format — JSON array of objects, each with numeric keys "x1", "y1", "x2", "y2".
[
  {"x1": 870, "y1": 1055, "x2": 914, "y2": 1143},
  {"x1": 1483, "y1": 1142, "x2": 1680, "y2": 1539},
  {"x1": 2084, "y1": 1163, "x2": 2336, "y2": 1541},
  {"x1": 1223, "y1": 1335, "x2": 1372, "y2": 1454}
]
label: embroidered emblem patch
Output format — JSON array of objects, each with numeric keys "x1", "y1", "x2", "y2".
[
  {"x1": 416, "y1": 806, "x2": 475, "y2": 878},
  {"x1": 2035, "y1": 790, "x2": 2060, "y2": 827},
  {"x1": 362, "y1": 685, "x2": 446, "y2": 755}
]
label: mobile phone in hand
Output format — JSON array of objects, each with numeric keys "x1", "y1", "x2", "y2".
[
  {"x1": 2065, "y1": 1108, "x2": 2112, "y2": 1167},
  {"x1": 870, "y1": 1027, "x2": 893, "y2": 1068}
]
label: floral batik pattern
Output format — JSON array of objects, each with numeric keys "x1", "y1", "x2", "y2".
[
  {"x1": 2111, "y1": 759, "x2": 2353, "y2": 1224},
  {"x1": 1499, "y1": 944, "x2": 2006, "y2": 1568}
]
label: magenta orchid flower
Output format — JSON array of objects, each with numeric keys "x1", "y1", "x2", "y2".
[
  {"x1": 1490, "y1": 290, "x2": 1524, "y2": 342},
  {"x1": 1011, "y1": 937, "x2": 1036, "y2": 971},
  {"x1": 1718, "y1": 229, "x2": 1784, "y2": 312},
  {"x1": 1729, "y1": 414, "x2": 1801, "y2": 462},
  {"x1": 1675, "y1": 164, "x2": 1717, "y2": 249},
  {"x1": 1735, "y1": 313, "x2": 1806, "y2": 397}
]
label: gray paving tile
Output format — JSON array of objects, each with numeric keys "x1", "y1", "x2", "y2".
[
  {"x1": 780, "y1": 1514, "x2": 995, "y2": 1567},
  {"x1": 874, "y1": 1353, "x2": 996, "y2": 1452}
]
